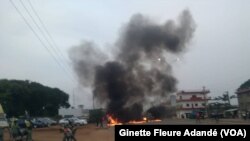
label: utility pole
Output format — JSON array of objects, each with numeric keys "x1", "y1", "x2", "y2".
[
  {"x1": 93, "y1": 94, "x2": 95, "y2": 109},
  {"x1": 202, "y1": 86, "x2": 209, "y2": 118},
  {"x1": 73, "y1": 89, "x2": 75, "y2": 108},
  {"x1": 225, "y1": 91, "x2": 231, "y2": 106}
]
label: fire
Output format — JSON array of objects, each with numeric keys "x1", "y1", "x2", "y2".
[
  {"x1": 128, "y1": 117, "x2": 147, "y2": 124},
  {"x1": 151, "y1": 119, "x2": 162, "y2": 122},
  {"x1": 107, "y1": 114, "x2": 122, "y2": 126},
  {"x1": 107, "y1": 115, "x2": 162, "y2": 126},
  {"x1": 128, "y1": 120, "x2": 146, "y2": 124}
]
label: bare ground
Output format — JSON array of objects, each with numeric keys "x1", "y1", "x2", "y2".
[
  {"x1": 3, "y1": 119, "x2": 250, "y2": 141},
  {"x1": 3, "y1": 124, "x2": 114, "y2": 141}
]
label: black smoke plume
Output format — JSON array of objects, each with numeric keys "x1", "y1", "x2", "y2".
[
  {"x1": 69, "y1": 10, "x2": 196, "y2": 122},
  {"x1": 146, "y1": 105, "x2": 176, "y2": 119}
]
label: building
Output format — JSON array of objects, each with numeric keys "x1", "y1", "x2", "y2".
[
  {"x1": 170, "y1": 95, "x2": 176, "y2": 106},
  {"x1": 58, "y1": 106, "x2": 89, "y2": 119},
  {"x1": 176, "y1": 88, "x2": 210, "y2": 119},
  {"x1": 236, "y1": 88, "x2": 250, "y2": 117}
]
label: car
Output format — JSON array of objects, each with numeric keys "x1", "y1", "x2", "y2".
[
  {"x1": 59, "y1": 117, "x2": 87, "y2": 126},
  {"x1": 42, "y1": 117, "x2": 57, "y2": 126},
  {"x1": 35, "y1": 118, "x2": 50, "y2": 127},
  {"x1": 71, "y1": 117, "x2": 87, "y2": 126},
  {"x1": 0, "y1": 117, "x2": 9, "y2": 128},
  {"x1": 31, "y1": 119, "x2": 47, "y2": 128},
  {"x1": 59, "y1": 118, "x2": 70, "y2": 125}
]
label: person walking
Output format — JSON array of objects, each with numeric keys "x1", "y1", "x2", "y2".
[{"x1": 196, "y1": 112, "x2": 200, "y2": 123}]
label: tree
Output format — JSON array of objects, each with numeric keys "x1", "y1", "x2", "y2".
[
  {"x1": 238, "y1": 79, "x2": 250, "y2": 90},
  {"x1": 213, "y1": 91, "x2": 237, "y2": 106},
  {"x1": 0, "y1": 79, "x2": 70, "y2": 117}
]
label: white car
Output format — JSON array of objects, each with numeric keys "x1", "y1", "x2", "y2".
[
  {"x1": 59, "y1": 118, "x2": 69, "y2": 125},
  {"x1": 59, "y1": 117, "x2": 87, "y2": 126},
  {"x1": 73, "y1": 118, "x2": 87, "y2": 125}
]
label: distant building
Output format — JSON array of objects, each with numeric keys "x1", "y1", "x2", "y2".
[
  {"x1": 170, "y1": 95, "x2": 176, "y2": 106},
  {"x1": 176, "y1": 88, "x2": 210, "y2": 119},
  {"x1": 236, "y1": 88, "x2": 250, "y2": 116},
  {"x1": 58, "y1": 106, "x2": 89, "y2": 119}
]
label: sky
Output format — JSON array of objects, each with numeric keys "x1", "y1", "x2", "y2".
[{"x1": 1, "y1": 0, "x2": 250, "y2": 108}]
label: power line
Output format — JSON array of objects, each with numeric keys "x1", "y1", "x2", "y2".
[
  {"x1": 9, "y1": 0, "x2": 75, "y2": 83},
  {"x1": 19, "y1": 0, "x2": 73, "y2": 76},
  {"x1": 27, "y1": 0, "x2": 71, "y2": 65},
  {"x1": 19, "y1": 0, "x2": 76, "y2": 82},
  {"x1": 26, "y1": 0, "x2": 72, "y2": 66}
]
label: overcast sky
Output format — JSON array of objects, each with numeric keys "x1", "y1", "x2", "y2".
[{"x1": 1, "y1": 0, "x2": 250, "y2": 108}]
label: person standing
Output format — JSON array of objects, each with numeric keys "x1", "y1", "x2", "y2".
[
  {"x1": 196, "y1": 112, "x2": 200, "y2": 123},
  {"x1": 10, "y1": 120, "x2": 19, "y2": 140},
  {"x1": 25, "y1": 119, "x2": 32, "y2": 141}
]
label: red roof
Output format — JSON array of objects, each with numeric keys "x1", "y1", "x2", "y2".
[
  {"x1": 177, "y1": 107, "x2": 206, "y2": 110},
  {"x1": 177, "y1": 90, "x2": 210, "y2": 95},
  {"x1": 177, "y1": 99, "x2": 209, "y2": 102}
]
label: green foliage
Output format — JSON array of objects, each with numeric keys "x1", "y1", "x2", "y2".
[
  {"x1": 0, "y1": 79, "x2": 70, "y2": 117},
  {"x1": 238, "y1": 79, "x2": 250, "y2": 90}
]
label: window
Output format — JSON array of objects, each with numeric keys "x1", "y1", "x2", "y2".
[
  {"x1": 195, "y1": 103, "x2": 198, "y2": 107},
  {"x1": 202, "y1": 103, "x2": 205, "y2": 106},
  {"x1": 191, "y1": 95, "x2": 197, "y2": 98},
  {"x1": 186, "y1": 104, "x2": 189, "y2": 107},
  {"x1": 180, "y1": 96, "x2": 182, "y2": 100}
]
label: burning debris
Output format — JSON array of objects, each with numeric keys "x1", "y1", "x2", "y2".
[{"x1": 69, "y1": 10, "x2": 196, "y2": 123}]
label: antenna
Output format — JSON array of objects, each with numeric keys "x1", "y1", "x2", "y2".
[{"x1": 73, "y1": 88, "x2": 76, "y2": 107}]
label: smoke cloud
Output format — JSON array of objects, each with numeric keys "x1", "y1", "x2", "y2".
[{"x1": 69, "y1": 10, "x2": 196, "y2": 122}]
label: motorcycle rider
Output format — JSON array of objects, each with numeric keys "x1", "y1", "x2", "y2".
[{"x1": 62, "y1": 120, "x2": 77, "y2": 141}]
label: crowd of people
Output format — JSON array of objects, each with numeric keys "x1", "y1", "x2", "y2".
[{"x1": 0, "y1": 117, "x2": 33, "y2": 141}]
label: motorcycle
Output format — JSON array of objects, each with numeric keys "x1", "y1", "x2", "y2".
[
  {"x1": 60, "y1": 125, "x2": 77, "y2": 141},
  {"x1": 11, "y1": 128, "x2": 28, "y2": 141}
]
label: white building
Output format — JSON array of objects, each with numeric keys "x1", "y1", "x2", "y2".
[
  {"x1": 170, "y1": 95, "x2": 176, "y2": 106},
  {"x1": 59, "y1": 106, "x2": 89, "y2": 119},
  {"x1": 176, "y1": 88, "x2": 210, "y2": 119}
]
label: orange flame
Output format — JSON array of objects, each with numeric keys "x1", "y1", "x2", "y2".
[
  {"x1": 107, "y1": 115, "x2": 122, "y2": 126},
  {"x1": 107, "y1": 115, "x2": 162, "y2": 126},
  {"x1": 151, "y1": 119, "x2": 162, "y2": 122}
]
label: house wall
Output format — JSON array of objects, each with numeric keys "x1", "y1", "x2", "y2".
[
  {"x1": 177, "y1": 93, "x2": 207, "y2": 100},
  {"x1": 58, "y1": 108, "x2": 89, "y2": 118},
  {"x1": 176, "y1": 91, "x2": 209, "y2": 119},
  {"x1": 178, "y1": 101, "x2": 206, "y2": 109},
  {"x1": 238, "y1": 91, "x2": 250, "y2": 112}
]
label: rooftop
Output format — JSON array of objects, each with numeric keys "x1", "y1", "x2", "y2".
[
  {"x1": 177, "y1": 89, "x2": 210, "y2": 95},
  {"x1": 236, "y1": 88, "x2": 250, "y2": 94}
]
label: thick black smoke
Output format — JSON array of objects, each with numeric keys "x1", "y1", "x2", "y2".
[
  {"x1": 146, "y1": 105, "x2": 176, "y2": 119},
  {"x1": 69, "y1": 10, "x2": 196, "y2": 122}
]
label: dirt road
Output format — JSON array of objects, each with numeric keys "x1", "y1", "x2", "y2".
[
  {"x1": 3, "y1": 119, "x2": 250, "y2": 141},
  {"x1": 4, "y1": 124, "x2": 114, "y2": 141}
]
